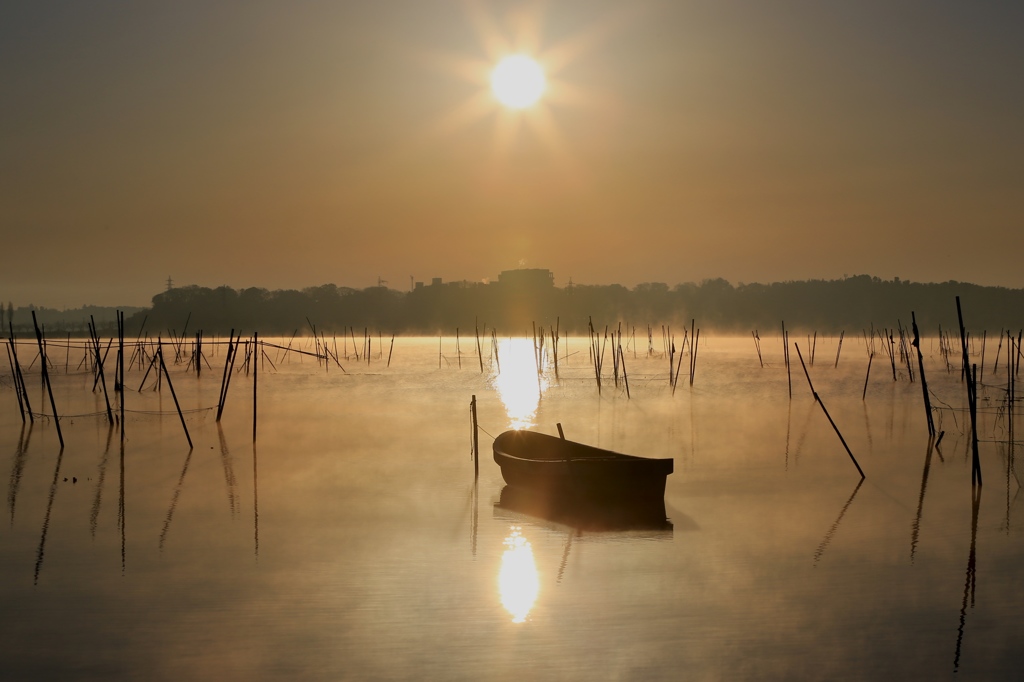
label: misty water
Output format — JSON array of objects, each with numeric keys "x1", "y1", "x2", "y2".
[{"x1": 2, "y1": 334, "x2": 1022, "y2": 680}]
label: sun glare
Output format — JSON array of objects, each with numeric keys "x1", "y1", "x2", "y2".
[
  {"x1": 423, "y1": 4, "x2": 627, "y2": 185},
  {"x1": 491, "y1": 337, "x2": 549, "y2": 430},
  {"x1": 499, "y1": 526, "x2": 540, "y2": 623},
  {"x1": 490, "y1": 55, "x2": 546, "y2": 109}
]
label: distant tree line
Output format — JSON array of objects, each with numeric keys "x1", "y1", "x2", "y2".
[
  {"x1": 4, "y1": 304, "x2": 144, "y2": 336},
  {"x1": 101, "y1": 275, "x2": 1024, "y2": 339}
]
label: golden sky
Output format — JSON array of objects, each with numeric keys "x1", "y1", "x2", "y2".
[{"x1": 2, "y1": 1, "x2": 1022, "y2": 307}]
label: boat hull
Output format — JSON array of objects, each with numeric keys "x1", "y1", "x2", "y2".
[{"x1": 492, "y1": 430, "x2": 673, "y2": 503}]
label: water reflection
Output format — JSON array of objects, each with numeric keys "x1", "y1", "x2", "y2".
[
  {"x1": 35, "y1": 445, "x2": 66, "y2": 585},
  {"x1": 159, "y1": 448, "x2": 194, "y2": 551},
  {"x1": 498, "y1": 525, "x2": 539, "y2": 623},
  {"x1": 496, "y1": 485, "x2": 674, "y2": 534},
  {"x1": 7, "y1": 423, "x2": 32, "y2": 523},
  {"x1": 90, "y1": 424, "x2": 115, "y2": 537},
  {"x1": 491, "y1": 338, "x2": 549, "y2": 430},
  {"x1": 953, "y1": 484, "x2": 982, "y2": 673},
  {"x1": 910, "y1": 437, "x2": 936, "y2": 562},
  {"x1": 812, "y1": 477, "x2": 864, "y2": 566}
]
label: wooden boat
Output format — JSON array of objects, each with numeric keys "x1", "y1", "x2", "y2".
[{"x1": 492, "y1": 429, "x2": 673, "y2": 503}]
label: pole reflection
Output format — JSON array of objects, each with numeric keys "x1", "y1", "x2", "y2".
[
  {"x1": 491, "y1": 338, "x2": 549, "y2": 430},
  {"x1": 498, "y1": 525, "x2": 539, "y2": 623}
]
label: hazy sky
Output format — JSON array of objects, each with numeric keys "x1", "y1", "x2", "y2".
[{"x1": 3, "y1": 1, "x2": 1022, "y2": 308}]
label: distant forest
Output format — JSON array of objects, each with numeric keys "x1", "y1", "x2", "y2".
[{"x1": 6, "y1": 275, "x2": 1023, "y2": 338}]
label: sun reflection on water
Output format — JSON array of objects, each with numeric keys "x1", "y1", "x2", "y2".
[
  {"x1": 491, "y1": 338, "x2": 549, "y2": 429},
  {"x1": 498, "y1": 526, "x2": 539, "y2": 623}
]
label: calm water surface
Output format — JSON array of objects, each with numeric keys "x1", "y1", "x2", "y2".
[{"x1": 2, "y1": 334, "x2": 1021, "y2": 680}]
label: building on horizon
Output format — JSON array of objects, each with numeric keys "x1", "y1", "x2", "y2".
[{"x1": 497, "y1": 268, "x2": 554, "y2": 290}]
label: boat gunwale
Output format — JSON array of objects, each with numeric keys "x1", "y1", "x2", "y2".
[{"x1": 492, "y1": 430, "x2": 674, "y2": 472}]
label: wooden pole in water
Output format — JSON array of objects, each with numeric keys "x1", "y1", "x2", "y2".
[
  {"x1": 216, "y1": 330, "x2": 235, "y2": 421},
  {"x1": 1016, "y1": 330, "x2": 1022, "y2": 377},
  {"x1": 88, "y1": 318, "x2": 114, "y2": 425},
  {"x1": 137, "y1": 344, "x2": 160, "y2": 392},
  {"x1": 835, "y1": 331, "x2": 845, "y2": 368},
  {"x1": 536, "y1": 323, "x2": 544, "y2": 387},
  {"x1": 782, "y1": 321, "x2": 791, "y2": 399},
  {"x1": 979, "y1": 330, "x2": 987, "y2": 384},
  {"x1": 552, "y1": 317, "x2": 560, "y2": 380},
  {"x1": 911, "y1": 312, "x2": 935, "y2": 437},
  {"x1": 119, "y1": 310, "x2": 125, "y2": 443},
  {"x1": 387, "y1": 333, "x2": 395, "y2": 368},
  {"x1": 862, "y1": 352, "x2": 874, "y2": 401},
  {"x1": 668, "y1": 332, "x2": 675, "y2": 387},
  {"x1": 253, "y1": 333, "x2": 258, "y2": 443},
  {"x1": 620, "y1": 343, "x2": 630, "y2": 399},
  {"x1": 956, "y1": 296, "x2": 982, "y2": 486},
  {"x1": 31, "y1": 311, "x2": 63, "y2": 449},
  {"x1": 6, "y1": 340, "x2": 26, "y2": 421},
  {"x1": 1008, "y1": 332, "x2": 1015, "y2": 445},
  {"x1": 157, "y1": 342, "x2": 192, "y2": 449},
  {"x1": 475, "y1": 320, "x2": 483, "y2": 373},
  {"x1": 470, "y1": 395, "x2": 479, "y2": 479},
  {"x1": 795, "y1": 343, "x2": 865, "y2": 479},
  {"x1": 970, "y1": 364, "x2": 981, "y2": 486},
  {"x1": 690, "y1": 328, "x2": 700, "y2": 386}
]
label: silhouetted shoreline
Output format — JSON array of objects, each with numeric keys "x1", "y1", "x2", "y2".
[{"x1": 7, "y1": 273, "x2": 1023, "y2": 336}]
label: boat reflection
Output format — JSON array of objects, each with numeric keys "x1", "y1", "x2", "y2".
[
  {"x1": 491, "y1": 338, "x2": 549, "y2": 430},
  {"x1": 495, "y1": 485, "x2": 674, "y2": 534},
  {"x1": 498, "y1": 525, "x2": 539, "y2": 623}
]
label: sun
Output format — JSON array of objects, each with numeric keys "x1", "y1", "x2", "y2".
[
  {"x1": 417, "y1": 3, "x2": 630, "y2": 183},
  {"x1": 490, "y1": 55, "x2": 546, "y2": 109}
]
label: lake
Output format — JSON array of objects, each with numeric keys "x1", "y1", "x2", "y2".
[{"x1": 2, "y1": 332, "x2": 1021, "y2": 680}]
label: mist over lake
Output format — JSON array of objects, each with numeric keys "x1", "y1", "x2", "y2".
[{"x1": 2, "y1": 333, "x2": 1020, "y2": 680}]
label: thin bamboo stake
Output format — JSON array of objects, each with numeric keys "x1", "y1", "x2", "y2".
[
  {"x1": 116, "y1": 311, "x2": 124, "y2": 440},
  {"x1": 470, "y1": 395, "x2": 479, "y2": 479},
  {"x1": 137, "y1": 345, "x2": 161, "y2": 392},
  {"x1": 690, "y1": 328, "x2": 700, "y2": 386},
  {"x1": 668, "y1": 333, "x2": 675, "y2": 387},
  {"x1": 216, "y1": 330, "x2": 236, "y2": 421},
  {"x1": 551, "y1": 322, "x2": 560, "y2": 381},
  {"x1": 862, "y1": 352, "x2": 874, "y2": 401},
  {"x1": 620, "y1": 344, "x2": 630, "y2": 399},
  {"x1": 782, "y1": 321, "x2": 791, "y2": 399},
  {"x1": 88, "y1": 319, "x2": 114, "y2": 425},
  {"x1": 6, "y1": 340, "x2": 25, "y2": 420},
  {"x1": 253, "y1": 333, "x2": 258, "y2": 443},
  {"x1": 158, "y1": 342, "x2": 192, "y2": 449},
  {"x1": 475, "y1": 320, "x2": 483, "y2": 373},
  {"x1": 956, "y1": 296, "x2": 982, "y2": 486},
  {"x1": 795, "y1": 343, "x2": 864, "y2": 479},
  {"x1": 980, "y1": 330, "x2": 987, "y2": 384},
  {"x1": 911, "y1": 312, "x2": 935, "y2": 436},
  {"x1": 31, "y1": 312, "x2": 63, "y2": 449}
]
